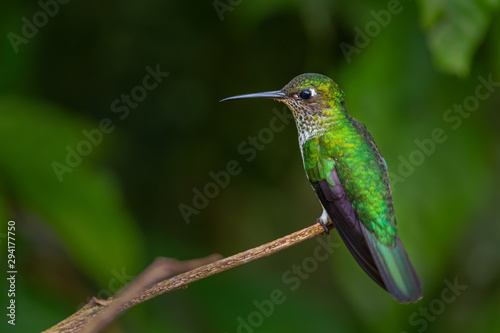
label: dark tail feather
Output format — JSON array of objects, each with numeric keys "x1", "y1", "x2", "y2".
[{"x1": 362, "y1": 228, "x2": 423, "y2": 303}]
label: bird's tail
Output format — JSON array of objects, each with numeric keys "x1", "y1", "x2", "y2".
[{"x1": 362, "y1": 229, "x2": 423, "y2": 303}]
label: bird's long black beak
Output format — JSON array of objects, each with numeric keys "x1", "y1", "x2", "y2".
[{"x1": 220, "y1": 90, "x2": 287, "y2": 102}]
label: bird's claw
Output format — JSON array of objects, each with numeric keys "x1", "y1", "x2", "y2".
[
  {"x1": 316, "y1": 217, "x2": 330, "y2": 234},
  {"x1": 316, "y1": 209, "x2": 333, "y2": 234}
]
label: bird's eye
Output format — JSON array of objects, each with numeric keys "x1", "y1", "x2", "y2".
[{"x1": 299, "y1": 89, "x2": 312, "y2": 100}]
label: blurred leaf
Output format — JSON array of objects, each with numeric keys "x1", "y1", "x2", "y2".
[
  {"x1": 0, "y1": 96, "x2": 145, "y2": 284},
  {"x1": 417, "y1": 0, "x2": 500, "y2": 76}
]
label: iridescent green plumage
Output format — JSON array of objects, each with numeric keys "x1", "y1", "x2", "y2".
[
  {"x1": 302, "y1": 116, "x2": 397, "y2": 246},
  {"x1": 221, "y1": 73, "x2": 422, "y2": 303}
]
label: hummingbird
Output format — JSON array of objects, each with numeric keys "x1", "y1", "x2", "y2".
[{"x1": 221, "y1": 73, "x2": 422, "y2": 303}]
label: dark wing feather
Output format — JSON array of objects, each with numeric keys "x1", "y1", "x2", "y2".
[
  {"x1": 311, "y1": 166, "x2": 422, "y2": 303},
  {"x1": 311, "y1": 170, "x2": 386, "y2": 289}
]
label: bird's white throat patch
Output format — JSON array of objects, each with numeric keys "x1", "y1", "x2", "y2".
[{"x1": 284, "y1": 99, "x2": 333, "y2": 147}]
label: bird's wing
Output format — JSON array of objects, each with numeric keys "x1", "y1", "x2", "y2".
[
  {"x1": 303, "y1": 136, "x2": 422, "y2": 303},
  {"x1": 310, "y1": 167, "x2": 422, "y2": 303},
  {"x1": 311, "y1": 168, "x2": 385, "y2": 289}
]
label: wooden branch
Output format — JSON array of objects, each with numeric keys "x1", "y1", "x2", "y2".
[
  {"x1": 44, "y1": 222, "x2": 333, "y2": 333},
  {"x1": 81, "y1": 254, "x2": 224, "y2": 333}
]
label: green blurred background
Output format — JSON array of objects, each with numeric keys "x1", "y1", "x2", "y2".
[{"x1": 1, "y1": 0, "x2": 500, "y2": 332}]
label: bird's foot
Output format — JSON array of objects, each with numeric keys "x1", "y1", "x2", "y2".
[{"x1": 316, "y1": 209, "x2": 333, "y2": 234}]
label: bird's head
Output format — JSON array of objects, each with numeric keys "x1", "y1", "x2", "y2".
[
  {"x1": 220, "y1": 73, "x2": 344, "y2": 119},
  {"x1": 221, "y1": 73, "x2": 346, "y2": 145}
]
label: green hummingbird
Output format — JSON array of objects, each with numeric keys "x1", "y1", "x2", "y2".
[{"x1": 221, "y1": 73, "x2": 422, "y2": 303}]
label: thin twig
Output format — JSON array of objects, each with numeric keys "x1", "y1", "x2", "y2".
[
  {"x1": 44, "y1": 222, "x2": 332, "y2": 333},
  {"x1": 81, "y1": 255, "x2": 223, "y2": 333}
]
